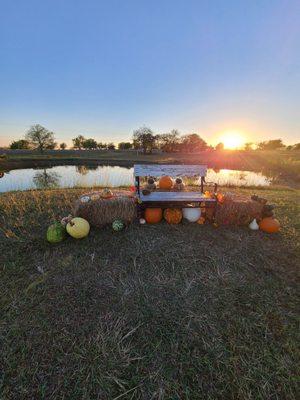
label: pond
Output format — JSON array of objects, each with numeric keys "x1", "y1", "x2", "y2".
[{"x1": 0, "y1": 165, "x2": 273, "y2": 193}]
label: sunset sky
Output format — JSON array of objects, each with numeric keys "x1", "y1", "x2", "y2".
[{"x1": 0, "y1": 0, "x2": 299, "y2": 147}]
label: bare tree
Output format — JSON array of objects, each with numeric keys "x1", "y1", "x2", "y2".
[
  {"x1": 157, "y1": 130, "x2": 180, "y2": 152},
  {"x1": 133, "y1": 126, "x2": 157, "y2": 154},
  {"x1": 25, "y1": 124, "x2": 56, "y2": 153}
]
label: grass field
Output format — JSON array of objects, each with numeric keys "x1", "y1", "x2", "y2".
[{"x1": 0, "y1": 187, "x2": 299, "y2": 399}]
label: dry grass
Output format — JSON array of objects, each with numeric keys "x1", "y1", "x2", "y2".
[{"x1": 0, "y1": 187, "x2": 299, "y2": 399}]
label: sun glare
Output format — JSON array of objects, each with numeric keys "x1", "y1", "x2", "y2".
[{"x1": 219, "y1": 131, "x2": 245, "y2": 149}]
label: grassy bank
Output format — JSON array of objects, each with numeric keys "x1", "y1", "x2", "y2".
[
  {"x1": 1, "y1": 149, "x2": 300, "y2": 186},
  {"x1": 1, "y1": 187, "x2": 299, "y2": 399}
]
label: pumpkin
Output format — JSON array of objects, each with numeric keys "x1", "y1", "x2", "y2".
[
  {"x1": 259, "y1": 217, "x2": 280, "y2": 233},
  {"x1": 66, "y1": 217, "x2": 90, "y2": 239},
  {"x1": 182, "y1": 208, "x2": 201, "y2": 222},
  {"x1": 216, "y1": 193, "x2": 225, "y2": 203},
  {"x1": 112, "y1": 219, "x2": 125, "y2": 231},
  {"x1": 159, "y1": 176, "x2": 173, "y2": 190},
  {"x1": 47, "y1": 222, "x2": 66, "y2": 243},
  {"x1": 164, "y1": 208, "x2": 182, "y2": 224},
  {"x1": 204, "y1": 191, "x2": 214, "y2": 199},
  {"x1": 144, "y1": 208, "x2": 162, "y2": 224}
]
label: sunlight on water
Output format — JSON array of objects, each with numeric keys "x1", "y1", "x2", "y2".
[
  {"x1": 0, "y1": 165, "x2": 272, "y2": 193},
  {"x1": 205, "y1": 169, "x2": 271, "y2": 187}
]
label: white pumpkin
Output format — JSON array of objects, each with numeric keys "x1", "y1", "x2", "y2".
[{"x1": 182, "y1": 208, "x2": 201, "y2": 222}]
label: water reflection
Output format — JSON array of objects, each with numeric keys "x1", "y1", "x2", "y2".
[
  {"x1": 76, "y1": 165, "x2": 99, "y2": 175},
  {"x1": 0, "y1": 164, "x2": 274, "y2": 193},
  {"x1": 33, "y1": 169, "x2": 60, "y2": 189}
]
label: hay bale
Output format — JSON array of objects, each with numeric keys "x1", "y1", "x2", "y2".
[
  {"x1": 215, "y1": 193, "x2": 263, "y2": 226},
  {"x1": 73, "y1": 191, "x2": 136, "y2": 227}
]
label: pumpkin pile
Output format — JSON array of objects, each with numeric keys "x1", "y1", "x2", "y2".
[{"x1": 144, "y1": 207, "x2": 205, "y2": 225}]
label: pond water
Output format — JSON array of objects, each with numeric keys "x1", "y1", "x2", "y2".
[{"x1": 0, "y1": 165, "x2": 272, "y2": 192}]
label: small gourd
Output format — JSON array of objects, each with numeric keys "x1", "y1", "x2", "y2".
[
  {"x1": 249, "y1": 218, "x2": 259, "y2": 230},
  {"x1": 112, "y1": 219, "x2": 125, "y2": 232},
  {"x1": 145, "y1": 178, "x2": 156, "y2": 191},
  {"x1": 173, "y1": 178, "x2": 185, "y2": 191}
]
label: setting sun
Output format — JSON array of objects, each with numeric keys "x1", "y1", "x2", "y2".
[{"x1": 219, "y1": 131, "x2": 245, "y2": 149}]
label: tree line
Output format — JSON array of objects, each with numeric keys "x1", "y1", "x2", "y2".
[{"x1": 9, "y1": 124, "x2": 300, "y2": 153}]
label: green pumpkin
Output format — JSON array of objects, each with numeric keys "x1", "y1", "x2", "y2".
[
  {"x1": 47, "y1": 222, "x2": 66, "y2": 243},
  {"x1": 112, "y1": 219, "x2": 125, "y2": 232}
]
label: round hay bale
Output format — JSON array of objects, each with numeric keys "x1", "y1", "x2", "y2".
[
  {"x1": 215, "y1": 193, "x2": 264, "y2": 226},
  {"x1": 73, "y1": 191, "x2": 136, "y2": 228}
]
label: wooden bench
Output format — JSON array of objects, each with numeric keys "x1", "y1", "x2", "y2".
[{"x1": 134, "y1": 164, "x2": 218, "y2": 210}]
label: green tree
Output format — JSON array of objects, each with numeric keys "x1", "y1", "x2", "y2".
[
  {"x1": 133, "y1": 126, "x2": 157, "y2": 154},
  {"x1": 293, "y1": 143, "x2": 300, "y2": 150},
  {"x1": 82, "y1": 138, "x2": 98, "y2": 149},
  {"x1": 72, "y1": 135, "x2": 85, "y2": 149},
  {"x1": 25, "y1": 124, "x2": 56, "y2": 153},
  {"x1": 118, "y1": 142, "x2": 132, "y2": 150},
  {"x1": 60, "y1": 142, "x2": 67, "y2": 150},
  {"x1": 244, "y1": 142, "x2": 254, "y2": 151},
  {"x1": 9, "y1": 139, "x2": 30, "y2": 149},
  {"x1": 157, "y1": 130, "x2": 180, "y2": 152},
  {"x1": 257, "y1": 139, "x2": 285, "y2": 150},
  {"x1": 97, "y1": 142, "x2": 107, "y2": 150},
  {"x1": 215, "y1": 142, "x2": 224, "y2": 151},
  {"x1": 107, "y1": 143, "x2": 115, "y2": 150},
  {"x1": 180, "y1": 134, "x2": 208, "y2": 153}
]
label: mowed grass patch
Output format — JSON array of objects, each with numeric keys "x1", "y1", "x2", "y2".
[{"x1": 0, "y1": 188, "x2": 299, "y2": 399}]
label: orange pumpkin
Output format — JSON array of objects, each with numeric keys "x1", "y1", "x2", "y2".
[
  {"x1": 217, "y1": 193, "x2": 225, "y2": 203},
  {"x1": 164, "y1": 208, "x2": 182, "y2": 224},
  {"x1": 145, "y1": 208, "x2": 163, "y2": 224},
  {"x1": 259, "y1": 217, "x2": 280, "y2": 233},
  {"x1": 159, "y1": 176, "x2": 173, "y2": 190},
  {"x1": 204, "y1": 191, "x2": 215, "y2": 199}
]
